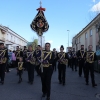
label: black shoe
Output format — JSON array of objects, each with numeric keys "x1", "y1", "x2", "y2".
[
  {"x1": 59, "y1": 81, "x2": 62, "y2": 84},
  {"x1": 46, "y1": 97, "x2": 50, "y2": 100},
  {"x1": 30, "y1": 82, "x2": 33, "y2": 85},
  {"x1": 28, "y1": 81, "x2": 30, "y2": 83},
  {"x1": 79, "y1": 75, "x2": 81, "y2": 77},
  {"x1": 18, "y1": 80, "x2": 21, "y2": 83},
  {"x1": 92, "y1": 84, "x2": 97, "y2": 87},
  {"x1": 42, "y1": 93, "x2": 46, "y2": 97},
  {"x1": 1, "y1": 81, "x2": 4, "y2": 85},
  {"x1": 86, "y1": 83, "x2": 89, "y2": 85},
  {"x1": 63, "y1": 83, "x2": 65, "y2": 86}
]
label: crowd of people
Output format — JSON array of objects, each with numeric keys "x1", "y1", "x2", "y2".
[{"x1": 0, "y1": 42, "x2": 97, "y2": 100}]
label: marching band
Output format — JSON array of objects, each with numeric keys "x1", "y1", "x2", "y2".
[{"x1": 0, "y1": 42, "x2": 97, "y2": 100}]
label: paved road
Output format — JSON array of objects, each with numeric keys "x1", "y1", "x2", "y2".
[{"x1": 0, "y1": 67, "x2": 100, "y2": 100}]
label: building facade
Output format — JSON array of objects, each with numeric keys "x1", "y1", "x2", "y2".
[
  {"x1": 72, "y1": 14, "x2": 100, "y2": 52},
  {"x1": 0, "y1": 25, "x2": 28, "y2": 51}
]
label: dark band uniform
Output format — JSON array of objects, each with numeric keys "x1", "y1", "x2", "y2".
[
  {"x1": 26, "y1": 50, "x2": 36, "y2": 84},
  {"x1": 41, "y1": 50, "x2": 54, "y2": 99},
  {"x1": 35, "y1": 49, "x2": 41, "y2": 75},
  {"x1": 67, "y1": 51, "x2": 72, "y2": 68},
  {"x1": 15, "y1": 49, "x2": 23, "y2": 67},
  {"x1": 52, "y1": 51, "x2": 57, "y2": 71},
  {"x1": 72, "y1": 51, "x2": 77, "y2": 71},
  {"x1": 77, "y1": 49, "x2": 86, "y2": 77},
  {"x1": 85, "y1": 51, "x2": 97, "y2": 86},
  {"x1": 0, "y1": 47, "x2": 8, "y2": 84},
  {"x1": 57, "y1": 52, "x2": 68, "y2": 85},
  {"x1": 23, "y1": 49, "x2": 27, "y2": 70},
  {"x1": 18, "y1": 61, "x2": 24, "y2": 83}
]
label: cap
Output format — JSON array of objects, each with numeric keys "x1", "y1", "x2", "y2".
[{"x1": 0, "y1": 41, "x2": 4, "y2": 45}]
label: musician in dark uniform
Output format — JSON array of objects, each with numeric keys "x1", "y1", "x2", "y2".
[
  {"x1": 41, "y1": 43, "x2": 54, "y2": 100},
  {"x1": 17, "y1": 57, "x2": 24, "y2": 83},
  {"x1": 77, "y1": 45, "x2": 86, "y2": 77},
  {"x1": 85, "y1": 45, "x2": 97, "y2": 87},
  {"x1": 26, "y1": 45, "x2": 36, "y2": 84},
  {"x1": 72, "y1": 48, "x2": 77, "y2": 71},
  {"x1": 57, "y1": 45, "x2": 68, "y2": 85},
  {"x1": 52, "y1": 48, "x2": 57, "y2": 71},
  {"x1": 0, "y1": 42, "x2": 8, "y2": 84},
  {"x1": 67, "y1": 49, "x2": 72, "y2": 68},
  {"x1": 23, "y1": 46, "x2": 27, "y2": 70},
  {"x1": 35, "y1": 45, "x2": 42, "y2": 76},
  {"x1": 15, "y1": 46, "x2": 23, "y2": 67},
  {"x1": 15, "y1": 46, "x2": 23, "y2": 75}
]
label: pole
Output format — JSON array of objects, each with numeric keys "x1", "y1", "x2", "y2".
[
  {"x1": 41, "y1": 36, "x2": 42, "y2": 48},
  {"x1": 67, "y1": 30, "x2": 69, "y2": 47}
]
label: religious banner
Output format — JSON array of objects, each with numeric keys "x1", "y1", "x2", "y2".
[{"x1": 30, "y1": 4, "x2": 49, "y2": 36}]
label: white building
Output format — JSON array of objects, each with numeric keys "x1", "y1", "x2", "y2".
[
  {"x1": 72, "y1": 14, "x2": 100, "y2": 52},
  {"x1": 0, "y1": 25, "x2": 28, "y2": 51},
  {"x1": 38, "y1": 36, "x2": 45, "y2": 48}
]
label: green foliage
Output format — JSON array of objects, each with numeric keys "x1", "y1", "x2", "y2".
[{"x1": 32, "y1": 39, "x2": 38, "y2": 50}]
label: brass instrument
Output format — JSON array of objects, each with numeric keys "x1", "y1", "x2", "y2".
[
  {"x1": 18, "y1": 62, "x2": 23, "y2": 70},
  {"x1": 0, "y1": 49, "x2": 7, "y2": 64},
  {"x1": 29, "y1": 57, "x2": 36, "y2": 65},
  {"x1": 40, "y1": 51, "x2": 52, "y2": 72},
  {"x1": 86, "y1": 52, "x2": 94, "y2": 63},
  {"x1": 61, "y1": 59, "x2": 68, "y2": 65},
  {"x1": 58, "y1": 52, "x2": 68, "y2": 65}
]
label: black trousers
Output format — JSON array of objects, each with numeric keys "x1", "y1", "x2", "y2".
[
  {"x1": 85, "y1": 63, "x2": 95, "y2": 85},
  {"x1": 52, "y1": 59, "x2": 56, "y2": 71},
  {"x1": 68, "y1": 59, "x2": 72, "y2": 68},
  {"x1": 0, "y1": 64, "x2": 6, "y2": 82},
  {"x1": 41, "y1": 67, "x2": 53, "y2": 97},
  {"x1": 79, "y1": 60, "x2": 85, "y2": 76},
  {"x1": 23, "y1": 57, "x2": 27, "y2": 70},
  {"x1": 18, "y1": 70, "x2": 23, "y2": 79},
  {"x1": 27, "y1": 62, "x2": 35, "y2": 82},
  {"x1": 35, "y1": 64, "x2": 40, "y2": 75},
  {"x1": 72, "y1": 58, "x2": 77, "y2": 71},
  {"x1": 58, "y1": 63, "x2": 66, "y2": 83}
]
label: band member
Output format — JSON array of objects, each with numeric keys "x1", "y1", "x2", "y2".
[
  {"x1": 67, "y1": 49, "x2": 72, "y2": 68},
  {"x1": 26, "y1": 45, "x2": 36, "y2": 85},
  {"x1": 57, "y1": 45, "x2": 68, "y2": 85},
  {"x1": 17, "y1": 57, "x2": 24, "y2": 83},
  {"x1": 41, "y1": 43, "x2": 54, "y2": 100},
  {"x1": 72, "y1": 48, "x2": 77, "y2": 71},
  {"x1": 15, "y1": 46, "x2": 23, "y2": 67},
  {"x1": 0, "y1": 42, "x2": 8, "y2": 84},
  {"x1": 35, "y1": 45, "x2": 42, "y2": 76},
  {"x1": 23, "y1": 46, "x2": 27, "y2": 70},
  {"x1": 77, "y1": 45, "x2": 86, "y2": 77},
  {"x1": 85, "y1": 45, "x2": 97, "y2": 87},
  {"x1": 52, "y1": 48, "x2": 57, "y2": 71}
]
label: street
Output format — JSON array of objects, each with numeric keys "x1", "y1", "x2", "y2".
[{"x1": 0, "y1": 67, "x2": 100, "y2": 100}]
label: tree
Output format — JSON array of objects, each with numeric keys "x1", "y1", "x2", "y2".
[{"x1": 32, "y1": 39, "x2": 38, "y2": 50}]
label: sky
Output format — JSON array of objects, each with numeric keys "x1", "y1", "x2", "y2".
[{"x1": 0, "y1": 0, "x2": 100, "y2": 51}]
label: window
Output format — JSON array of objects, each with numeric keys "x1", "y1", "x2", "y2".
[
  {"x1": 85, "y1": 33, "x2": 87, "y2": 39},
  {"x1": 90, "y1": 29, "x2": 92, "y2": 36}
]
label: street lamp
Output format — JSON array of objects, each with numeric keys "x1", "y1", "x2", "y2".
[{"x1": 67, "y1": 30, "x2": 70, "y2": 47}]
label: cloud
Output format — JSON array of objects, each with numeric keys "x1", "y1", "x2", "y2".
[
  {"x1": 46, "y1": 40, "x2": 53, "y2": 44},
  {"x1": 91, "y1": 2, "x2": 100, "y2": 12}
]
